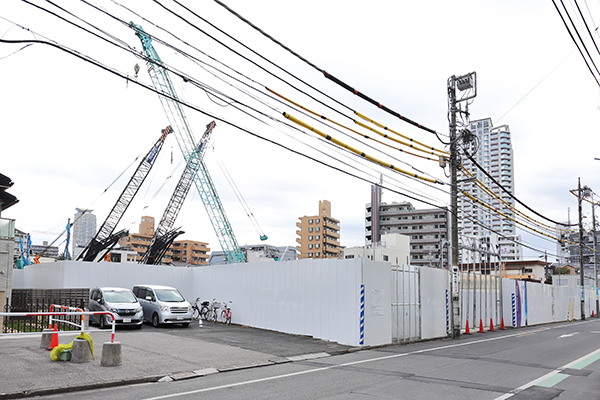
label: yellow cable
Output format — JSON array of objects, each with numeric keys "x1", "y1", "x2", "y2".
[
  {"x1": 355, "y1": 111, "x2": 449, "y2": 157},
  {"x1": 459, "y1": 165, "x2": 570, "y2": 235},
  {"x1": 461, "y1": 190, "x2": 596, "y2": 252},
  {"x1": 267, "y1": 87, "x2": 449, "y2": 163},
  {"x1": 283, "y1": 112, "x2": 444, "y2": 185}
]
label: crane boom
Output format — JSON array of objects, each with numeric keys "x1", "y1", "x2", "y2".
[
  {"x1": 141, "y1": 121, "x2": 216, "y2": 265},
  {"x1": 130, "y1": 22, "x2": 245, "y2": 264},
  {"x1": 77, "y1": 126, "x2": 172, "y2": 262}
]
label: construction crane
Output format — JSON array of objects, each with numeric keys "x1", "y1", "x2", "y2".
[
  {"x1": 141, "y1": 121, "x2": 216, "y2": 265},
  {"x1": 77, "y1": 126, "x2": 172, "y2": 262},
  {"x1": 130, "y1": 22, "x2": 246, "y2": 264}
]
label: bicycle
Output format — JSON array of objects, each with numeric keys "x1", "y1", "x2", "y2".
[
  {"x1": 206, "y1": 299, "x2": 220, "y2": 323},
  {"x1": 220, "y1": 301, "x2": 232, "y2": 324},
  {"x1": 191, "y1": 298, "x2": 210, "y2": 321}
]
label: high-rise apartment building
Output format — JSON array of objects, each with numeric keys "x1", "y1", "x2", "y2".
[
  {"x1": 296, "y1": 200, "x2": 342, "y2": 259},
  {"x1": 458, "y1": 118, "x2": 522, "y2": 260},
  {"x1": 72, "y1": 208, "x2": 96, "y2": 260},
  {"x1": 365, "y1": 185, "x2": 449, "y2": 267}
]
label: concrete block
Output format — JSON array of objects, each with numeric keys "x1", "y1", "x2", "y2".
[
  {"x1": 71, "y1": 338, "x2": 93, "y2": 363},
  {"x1": 40, "y1": 329, "x2": 52, "y2": 349},
  {"x1": 101, "y1": 341, "x2": 122, "y2": 367}
]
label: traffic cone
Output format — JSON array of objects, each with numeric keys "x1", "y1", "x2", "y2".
[
  {"x1": 47, "y1": 324, "x2": 58, "y2": 350},
  {"x1": 489, "y1": 318, "x2": 495, "y2": 331},
  {"x1": 500, "y1": 317, "x2": 506, "y2": 330},
  {"x1": 478, "y1": 319, "x2": 485, "y2": 333},
  {"x1": 464, "y1": 319, "x2": 471, "y2": 335}
]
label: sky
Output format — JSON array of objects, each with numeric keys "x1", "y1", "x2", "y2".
[{"x1": 1, "y1": 0, "x2": 600, "y2": 262}]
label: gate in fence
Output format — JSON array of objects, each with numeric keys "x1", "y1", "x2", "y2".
[{"x1": 391, "y1": 265, "x2": 420, "y2": 343}]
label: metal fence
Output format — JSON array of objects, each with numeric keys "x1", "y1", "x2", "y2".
[
  {"x1": 391, "y1": 265, "x2": 421, "y2": 343},
  {"x1": 2, "y1": 289, "x2": 89, "y2": 333}
]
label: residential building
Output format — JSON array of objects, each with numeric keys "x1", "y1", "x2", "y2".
[
  {"x1": 171, "y1": 240, "x2": 210, "y2": 266},
  {"x1": 296, "y1": 200, "x2": 342, "y2": 259},
  {"x1": 498, "y1": 235, "x2": 523, "y2": 261},
  {"x1": 458, "y1": 118, "x2": 520, "y2": 256},
  {"x1": 365, "y1": 186, "x2": 449, "y2": 268},
  {"x1": 208, "y1": 244, "x2": 296, "y2": 265},
  {"x1": 118, "y1": 216, "x2": 174, "y2": 263},
  {"x1": 30, "y1": 241, "x2": 59, "y2": 258},
  {"x1": 501, "y1": 260, "x2": 549, "y2": 283},
  {"x1": 72, "y1": 208, "x2": 96, "y2": 260},
  {"x1": 13, "y1": 228, "x2": 29, "y2": 266},
  {"x1": 0, "y1": 173, "x2": 17, "y2": 318},
  {"x1": 566, "y1": 229, "x2": 600, "y2": 281},
  {"x1": 344, "y1": 233, "x2": 410, "y2": 267}
]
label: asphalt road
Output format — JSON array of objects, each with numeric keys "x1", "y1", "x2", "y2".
[{"x1": 33, "y1": 318, "x2": 600, "y2": 399}]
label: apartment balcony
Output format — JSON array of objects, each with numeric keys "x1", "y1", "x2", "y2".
[
  {"x1": 324, "y1": 236, "x2": 340, "y2": 246},
  {"x1": 0, "y1": 218, "x2": 15, "y2": 239},
  {"x1": 324, "y1": 219, "x2": 340, "y2": 229}
]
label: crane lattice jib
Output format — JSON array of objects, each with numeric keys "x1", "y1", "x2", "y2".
[
  {"x1": 77, "y1": 126, "x2": 172, "y2": 262},
  {"x1": 142, "y1": 121, "x2": 215, "y2": 265},
  {"x1": 131, "y1": 22, "x2": 245, "y2": 264}
]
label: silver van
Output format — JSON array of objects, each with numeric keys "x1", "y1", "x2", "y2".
[
  {"x1": 132, "y1": 284, "x2": 193, "y2": 327},
  {"x1": 89, "y1": 287, "x2": 144, "y2": 329}
]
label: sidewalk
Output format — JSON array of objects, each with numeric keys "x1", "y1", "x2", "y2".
[{"x1": 0, "y1": 321, "x2": 356, "y2": 399}]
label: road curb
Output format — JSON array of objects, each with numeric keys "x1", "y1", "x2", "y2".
[{"x1": 0, "y1": 350, "x2": 349, "y2": 399}]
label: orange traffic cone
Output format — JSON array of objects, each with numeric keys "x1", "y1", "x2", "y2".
[
  {"x1": 500, "y1": 317, "x2": 506, "y2": 330},
  {"x1": 478, "y1": 319, "x2": 485, "y2": 333},
  {"x1": 489, "y1": 318, "x2": 495, "y2": 331},
  {"x1": 464, "y1": 319, "x2": 471, "y2": 335},
  {"x1": 47, "y1": 324, "x2": 58, "y2": 350}
]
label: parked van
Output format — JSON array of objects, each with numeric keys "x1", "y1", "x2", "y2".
[
  {"x1": 89, "y1": 287, "x2": 144, "y2": 329},
  {"x1": 132, "y1": 284, "x2": 193, "y2": 327}
]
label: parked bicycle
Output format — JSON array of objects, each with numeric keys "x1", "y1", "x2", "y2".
[
  {"x1": 191, "y1": 298, "x2": 210, "y2": 321},
  {"x1": 206, "y1": 299, "x2": 220, "y2": 323},
  {"x1": 220, "y1": 301, "x2": 232, "y2": 324}
]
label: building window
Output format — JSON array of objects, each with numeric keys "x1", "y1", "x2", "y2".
[
  {"x1": 383, "y1": 255, "x2": 389, "y2": 261},
  {"x1": 309, "y1": 227, "x2": 313, "y2": 232},
  {"x1": 309, "y1": 235, "x2": 313, "y2": 240},
  {"x1": 315, "y1": 244, "x2": 320, "y2": 248},
  {"x1": 308, "y1": 219, "x2": 313, "y2": 224},
  {"x1": 345, "y1": 255, "x2": 354, "y2": 259},
  {"x1": 308, "y1": 244, "x2": 313, "y2": 249},
  {"x1": 316, "y1": 227, "x2": 320, "y2": 232},
  {"x1": 316, "y1": 235, "x2": 320, "y2": 240},
  {"x1": 315, "y1": 252, "x2": 320, "y2": 257},
  {"x1": 316, "y1": 218, "x2": 320, "y2": 223},
  {"x1": 308, "y1": 252, "x2": 313, "y2": 257}
]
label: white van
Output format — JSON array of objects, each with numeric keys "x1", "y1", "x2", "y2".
[{"x1": 132, "y1": 284, "x2": 193, "y2": 327}]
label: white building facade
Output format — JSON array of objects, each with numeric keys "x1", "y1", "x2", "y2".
[
  {"x1": 72, "y1": 208, "x2": 96, "y2": 260},
  {"x1": 458, "y1": 118, "x2": 522, "y2": 260}
]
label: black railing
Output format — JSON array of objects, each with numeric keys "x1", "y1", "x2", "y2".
[{"x1": 2, "y1": 289, "x2": 89, "y2": 334}]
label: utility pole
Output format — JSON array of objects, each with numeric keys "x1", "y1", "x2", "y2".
[
  {"x1": 577, "y1": 178, "x2": 587, "y2": 320},
  {"x1": 592, "y1": 193, "x2": 599, "y2": 317},
  {"x1": 447, "y1": 72, "x2": 477, "y2": 338}
]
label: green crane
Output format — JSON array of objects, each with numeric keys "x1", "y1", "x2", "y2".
[{"x1": 130, "y1": 22, "x2": 245, "y2": 264}]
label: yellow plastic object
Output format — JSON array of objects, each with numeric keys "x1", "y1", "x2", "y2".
[
  {"x1": 50, "y1": 343, "x2": 72, "y2": 361},
  {"x1": 49, "y1": 332, "x2": 95, "y2": 361}
]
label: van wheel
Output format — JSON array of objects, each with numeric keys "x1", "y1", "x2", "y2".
[{"x1": 152, "y1": 313, "x2": 160, "y2": 327}]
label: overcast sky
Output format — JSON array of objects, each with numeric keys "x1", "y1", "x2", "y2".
[{"x1": 1, "y1": 0, "x2": 600, "y2": 261}]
